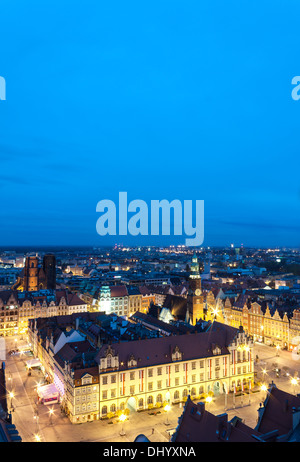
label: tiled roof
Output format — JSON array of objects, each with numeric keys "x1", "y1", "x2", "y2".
[
  {"x1": 96, "y1": 322, "x2": 239, "y2": 369},
  {"x1": 256, "y1": 385, "x2": 300, "y2": 437},
  {"x1": 172, "y1": 398, "x2": 261, "y2": 442},
  {"x1": 109, "y1": 285, "x2": 128, "y2": 297}
]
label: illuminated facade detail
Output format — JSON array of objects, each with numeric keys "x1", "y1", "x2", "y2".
[
  {"x1": 223, "y1": 298, "x2": 291, "y2": 348},
  {"x1": 0, "y1": 292, "x2": 18, "y2": 337}
]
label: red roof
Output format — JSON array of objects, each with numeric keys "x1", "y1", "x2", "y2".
[{"x1": 109, "y1": 285, "x2": 128, "y2": 297}]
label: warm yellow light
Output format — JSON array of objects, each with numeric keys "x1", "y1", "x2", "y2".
[
  {"x1": 291, "y1": 378, "x2": 298, "y2": 386},
  {"x1": 276, "y1": 345, "x2": 280, "y2": 350},
  {"x1": 261, "y1": 384, "x2": 267, "y2": 392},
  {"x1": 49, "y1": 408, "x2": 54, "y2": 415},
  {"x1": 9, "y1": 392, "x2": 14, "y2": 399},
  {"x1": 164, "y1": 404, "x2": 171, "y2": 412},
  {"x1": 262, "y1": 369, "x2": 267, "y2": 375},
  {"x1": 205, "y1": 396, "x2": 213, "y2": 403},
  {"x1": 34, "y1": 434, "x2": 41, "y2": 442}
]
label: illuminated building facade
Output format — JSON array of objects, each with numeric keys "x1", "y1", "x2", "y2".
[{"x1": 27, "y1": 316, "x2": 254, "y2": 425}]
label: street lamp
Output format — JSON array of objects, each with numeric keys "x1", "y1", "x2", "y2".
[
  {"x1": 33, "y1": 410, "x2": 39, "y2": 432},
  {"x1": 9, "y1": 391, "x2": 14, "y2": 411},
  {"x1": 164, "y1": 404, "x2": 171, "y2": 425},
  {"x1": 260, "y1": 384, "x2": 267, "y2": 401},
  {"x1": 276, "y1": 345, "x2": 280, "y2": 357},
  {"x1": 119, "y1": 413, "x2": 127, "y2": 436},
  {"x1": 205, "y1": 395, "x2": 213, "y2": 411},
  {"x1": 291, "y1": 377, "x2": 298, "y2": 395},
  {"x1": 49, "y1": 408, "x2": 54, "y2": 425},
  {"x1": 34, "y1": 433, "x2": 41, "y2": 442}
]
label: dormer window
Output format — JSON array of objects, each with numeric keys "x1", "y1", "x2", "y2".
[
  {"x1": 212, "y1": 345, "x2": 221, "y2": 355},
  {"x1": 99, "y1": 345, "x2": 119, "y2": 371},
  {"x1": 172, "y1": 346, "x2": 182, "y2": 362},
  {"x1": 128, "y1": 354, "x2": 137, "y2": 368},
  {"x1": 107, "y1": 355, "x2": 112, "y2": 368}
]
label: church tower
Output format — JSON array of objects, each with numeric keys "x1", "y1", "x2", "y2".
[
  {"x1": 23, "y1": 256, "x2": 39, "y2": 291},
  {"x1": 43, "y1": 254, "x2": 56, "y2": 290},
  {"x1": 187, "y1": 253, "x2": 204, "y2": 324}
]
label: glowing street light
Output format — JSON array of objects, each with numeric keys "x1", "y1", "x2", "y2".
[
  {"x1": 276, "y1": 345, "x2": 280, "y2": 357},
  {"x1": 34, "y1": 434, "x2": 41, "y2": 442},
  {"x1": 260, "y1": 384, "x2": 268, "y2": 401},
  {"x1": 119, "y1": 413, "x2": 127, "y2": 436},
  {"x1": 164, "y1": 404, "x2": 171, "y2": 425},
  {"x1": 9, "y1": 391, "x2": 14, "y2": 411},
  {"x1": 291, "y1": 377, "x2": 298, "y2": 395}
]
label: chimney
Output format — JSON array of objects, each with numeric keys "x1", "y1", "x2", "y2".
[{"x1": 216, "y1": 413, "x2": 228, "y2": 439}]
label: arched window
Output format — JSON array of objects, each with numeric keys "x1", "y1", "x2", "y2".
[
  {"x1": 107, "y1": 355, "x2": 112, "y2": 368},
  {"x1": 120, "y1": 402, "x2": 125, "y2": 410},
  {"x1": 182, "y1": 389, "x2": 188, "y2": 398},
  {"x1": 110, "y1": 404, "x2": 116, "y2": 413},
  {"x1": 174, "y1": 390, "x2": 180, "y2": 400},
  {"x1": 191, "y1": 388, "x2": 196, "y2": 396},
  {"x1": 102, "y1": 406, "x2": 107, "y2": 416},
  {"x1": 199, "y1": 386, "x2": 204, "y2": 395},
  {"x1": 138, "y1": 398, "x2": 144, "y2": 408},
  {"x1": 156, "y1": 394, "x2": 162, "y2": 403},
  {"x1": 147, "y1": 395, "x2": 153, "y2": 405}
]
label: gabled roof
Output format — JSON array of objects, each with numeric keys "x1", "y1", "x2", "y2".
[
  {"x1": 109, "y1": 285, "x2": 128, "y2": 297},
  {"x1": 256, "y1": 385, "x2": 300, "y2": 437},
  {"x1": 172, "y1": 398, "x2": 262, "y2": 442}
]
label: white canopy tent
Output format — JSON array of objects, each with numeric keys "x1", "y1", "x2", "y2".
[
  {"x1": 37, "y1": 383, "x2": 60, "y2": 404},
  {"x1": 25, "y1": 358, "x2": 41, "y2": 369}
]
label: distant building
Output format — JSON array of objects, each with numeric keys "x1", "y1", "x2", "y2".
[{"x1": 0, "y1": 289, "x2": 87, "y2": 337}]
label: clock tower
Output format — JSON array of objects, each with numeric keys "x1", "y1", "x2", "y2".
[{"x1": 187, "y1": 253, "x2": 204, "y2": 324}]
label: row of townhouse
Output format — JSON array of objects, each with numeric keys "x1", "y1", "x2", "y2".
[
  {"x1": 54, "y1": 323, "x2": 254, "y2": 424},
  {"x1": 0, "y1": 289, "x2": 87, "y2": 337},
  {"x1": 203, "y1": 291, "x2": 300, "y2": 350}
]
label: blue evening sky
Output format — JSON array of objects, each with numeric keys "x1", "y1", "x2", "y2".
[{"x1": 0, "y1": 0, "x2": 299, "y2": 248}]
